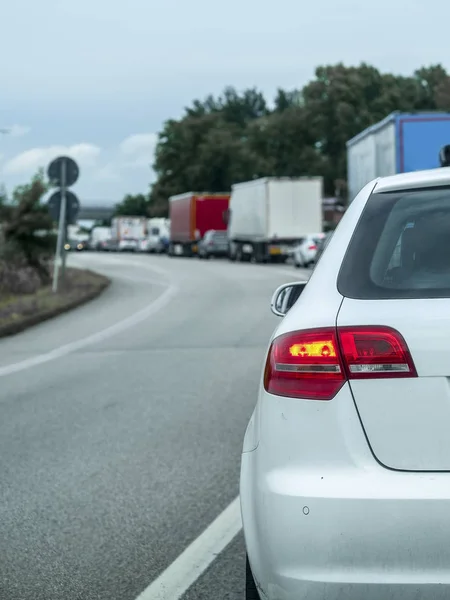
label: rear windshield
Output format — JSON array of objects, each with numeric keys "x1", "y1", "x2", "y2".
[{"x1": 338, "y1": 187, "x2": 450, "y2": 299}]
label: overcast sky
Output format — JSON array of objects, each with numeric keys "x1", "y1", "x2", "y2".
[{"x1": 1, "y1": 0, "x2": 448, "y2": 206}]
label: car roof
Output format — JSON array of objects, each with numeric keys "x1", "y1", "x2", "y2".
[{"x1": 374, "y1": 167, "x2": 450, "y2": 194}]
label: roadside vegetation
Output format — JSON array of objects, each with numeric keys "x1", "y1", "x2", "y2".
[{"x1": 0, "y1": 170, "x2": 109, "y2": 338}]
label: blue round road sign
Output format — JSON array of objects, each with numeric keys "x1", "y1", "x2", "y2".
[
  {"x1": 47, "y1": 156, "x2": 79, "y2": 187},
  {"x1": 47, "y1": 190, "x2": 80, "y2": 224}
]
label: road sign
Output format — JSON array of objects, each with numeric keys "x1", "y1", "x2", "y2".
[
  {"x1": 47, "y1": 156, "x2": 79, "y2": 187},
  {"x1": 48, "y1": 190, "x2": 80, "y2": 224}
]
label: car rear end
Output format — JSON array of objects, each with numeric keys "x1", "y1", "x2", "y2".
[
  {"x1": 138, "y1": 238, "x2": 150, "y2": 253},
  {"x1": 119, "y1": 238, "x2": 138, "y2": 252},
  {"x1": 204, "y1": 230, "x2": 229, "y2": 257},
  {"x1": 311, "y1": 230, "x2": 333, "y2": 266},
  {"x1": 241, "y1": 171, "x2": 450, "y2": 600},
  {"x1": 293, "y1": 233, "x2": 324, "y2": 267}
]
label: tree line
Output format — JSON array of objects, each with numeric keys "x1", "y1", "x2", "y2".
[{"x1": 114, "y1": 61, "x2": 450, "y2": 217}]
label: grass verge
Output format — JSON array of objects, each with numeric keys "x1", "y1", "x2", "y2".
[{"x1": 0, "y1": 268, "x2": 110, "y2": 339}]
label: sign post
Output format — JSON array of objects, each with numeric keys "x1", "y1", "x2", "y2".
[
  {"x1": 52, "y1": 160, "x2": 67, "y2": 292},
  {"x1": 47, "y1": 156, "x2": 80, "y2": 293}
]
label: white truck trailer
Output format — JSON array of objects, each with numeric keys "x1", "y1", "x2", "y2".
[
  {"x1": 227, "y1": 177, "x2": 323, "y2": 263},
  {"x1": 89, "y1": 226, "x2": 112, "y2": 250},
  {"x1": 111, "y1": 216, "x2": 147, "y2": 252}
]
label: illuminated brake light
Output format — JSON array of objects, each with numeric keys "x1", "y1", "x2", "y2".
[
  {"x1": 264, "y1": 329, "x2": 345, "y2": 400},
  {"x1": 264, "y1": 326, "x2": 417, "y2": 401}
]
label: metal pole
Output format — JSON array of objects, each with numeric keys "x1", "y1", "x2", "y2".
[
  {"x1": 61, "y1": 221, "x2": 68, "y2": 286},
  {"x1": 52, "y1": 161, "x2": 67, "y2": 293}
]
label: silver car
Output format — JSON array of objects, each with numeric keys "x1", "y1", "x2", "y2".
[{"x1": 197, "y1": 230, "x2": 229, "y2": 259}]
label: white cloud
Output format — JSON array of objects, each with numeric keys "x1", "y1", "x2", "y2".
[
  {"x1": 94, "y1": 163, "x2": 122, "y2": 182},
  {"x1": 120, "y1": 133, "x2": 158, "y2": 157},
  {"x1": 2, "y1": 143, "x2": 101, "y2": 175}
]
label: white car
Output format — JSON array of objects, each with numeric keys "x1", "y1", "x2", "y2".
[
  {"x1": 292, "y1": 233, "x2": 325, "y2": 268},
  {"x1": 118, "y1": 238, "x2": 138, "y2": 252},
  {"x1": 241, "y1": 167, "x2": 450, "y2": 600},
  {"x1": 138, "y1": 238, "x2": 151, "y2": 253}
]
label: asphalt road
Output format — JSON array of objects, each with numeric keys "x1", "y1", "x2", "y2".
[{"x1": 0, "y1": 253, "x2": 309, "y2": 600}]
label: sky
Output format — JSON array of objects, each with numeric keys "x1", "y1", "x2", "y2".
[{"x1": 1, "y1": 0, "x2": 449, "y2": 207}]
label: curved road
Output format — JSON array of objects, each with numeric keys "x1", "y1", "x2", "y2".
[{"x1": 0, "y1": 253, "x2": 308, "y2": 600}]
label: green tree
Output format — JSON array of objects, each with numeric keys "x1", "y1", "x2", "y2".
[
  {"x1": 150, "y1": 62, "x2": 450, "y2": 205},
  {"x1": 1, "y1": 170, "x2": 55, "y2": 284},
  {"x1": 247, "y1": 105, "x2": 327, "y2": 179},
  {"x1": 414, "y1": 64, "x2": 450, "y2": 108},
  {"x1": 0, "y1": 184, "x2": 7, "y2": 207},
  {"x1": 114, "y1": 193, "x2": 149, "y2": 216},
  {"x1": 150, "y1": 87, "x2": 269, "y2": 213}
]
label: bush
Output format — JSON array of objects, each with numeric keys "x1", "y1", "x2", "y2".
[
  {"x1": 0, "y1": 259, "x2": 41, "y2": 295},
  {"x1": 0, "y1": 170, "x2": 55, "y2": 289}
]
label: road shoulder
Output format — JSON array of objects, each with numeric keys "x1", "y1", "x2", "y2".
[{"x1": 0, "y1": 267, "x2": 110, "y2": 339}]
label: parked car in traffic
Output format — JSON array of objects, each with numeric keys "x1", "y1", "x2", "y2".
[
  {"x1": 198, "y1": 229, "x2": 229, "y2": 259},
  {"x1": 138, "y1": 228, "x2": 166, "y2": 254},
  {"x1": 118, "y1": 237, "x2": 138, "y2": 252},
  {"x1": 241, "y1": 167, "x2": 450, "y2": 600},
  {"x1": 103, "y1": 238, "x2": 118, "y2": 252},
  {"x1": 292, "y1": 233, "x2": 325, "y2": 268},
  {"x1": 64, "y1": 239, "x2": 86, "y2": 251},
  {"x1": 310, "y1": 230, "x2": 333, "y2": 266}
]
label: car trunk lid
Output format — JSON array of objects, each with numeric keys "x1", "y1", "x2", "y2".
[{"x1": 337, "y1": 297, "x2": 450, "y2": 471}]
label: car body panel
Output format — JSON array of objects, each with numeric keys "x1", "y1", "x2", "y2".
[
  {"x1": 338, "y1": 297, "x2": 450, "y2": 471},
  {"x1": 241, "y1": 386, "x2": 450, "y2": 600}
]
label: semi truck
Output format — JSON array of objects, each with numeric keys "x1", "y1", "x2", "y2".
[
  {"x1": 168, "y1": 192, "x2": 230, "y2": 257},
  {"x1": 347, "y1": 111, "x2": 450, "y2": 203},
  {"x1": 227, "y1": 177, "x2": 323, "y2": 263},
  {"x1": 111, "y1": 216, "x2": 147, "y2": 252}
]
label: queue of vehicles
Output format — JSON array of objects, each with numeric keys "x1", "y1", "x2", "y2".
[
  {"x1": 164, "y1": 177, "x2": 326, "y2": 265},
  {"x1": 69, "y1": 177, "x2": 328, "y2": 267},
  {"x1": 67, "y1": 218, "x2": 171, "y2": 254}
]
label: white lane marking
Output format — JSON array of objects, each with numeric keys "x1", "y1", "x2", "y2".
[
  {"x1": 135, "y1": 496, "x2": 242, "y2": 600},
  {"x1": 0, "y1": 275, "x2": 179, "y2": 378}
]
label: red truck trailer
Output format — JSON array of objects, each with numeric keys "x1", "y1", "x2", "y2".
[{"x1": 168, "y1": 192, "x2": 230, "y2": 257}]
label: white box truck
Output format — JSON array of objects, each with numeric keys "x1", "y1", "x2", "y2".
[
  {"x1": 89, "y1": 226, "x2": 112, "y2": 251},
  {"x1": 112, "y1": 216, "x2": 147, "y2": 252},
  {"x1": 228, "y1": 177, "x2": 323, "y2": 263}
]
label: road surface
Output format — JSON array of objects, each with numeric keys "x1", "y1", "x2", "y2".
[{"x1": 0, "y1": 253, "x2": 309, "y2": 600}]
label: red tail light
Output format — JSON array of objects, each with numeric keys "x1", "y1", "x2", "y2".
[
  {"x1": 264, "y1": 326, "x2": 417, "y2": 400},
  {"x1": 264, "y1": 329, "x2": 345, "y2": 400},
  {"x1": 308, "y1": 244, "x2": 317, "y2": 250},
  {"x1": 338, "y1": 326, "x2": 417, "y2": 379}
]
